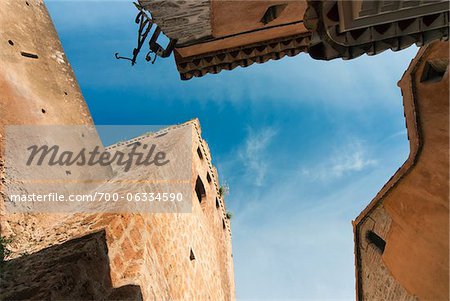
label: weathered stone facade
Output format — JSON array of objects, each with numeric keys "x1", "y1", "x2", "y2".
[
  {"x1": 354, "y1": 41, "x2": 449, "y2": 301},
  {"x1": 1, "y1": 231, "x2": 143, "y2": 300},
  {"x1": 0, "y1": 1, "x2": 235, "y2": 300},
  {"x1": 355, "y1": 207, "x2": 417, "y2": 301}
]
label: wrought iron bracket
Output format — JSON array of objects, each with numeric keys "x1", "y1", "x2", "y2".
[{"x1": 115, "y1": 2, "x2": 177, "y2": 66}]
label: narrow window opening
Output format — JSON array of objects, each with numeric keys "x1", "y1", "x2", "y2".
[
  {"x1": 41, "y1": 108, "x2": 46, "y2": 114},
  {"x1": 20, "y1": 52, "x2": 38, "y2": 59},
  {"x1": 8, "y1": 40, "x2": 14, "y2": 46},
  {"x1": 222, "y1": 219, "x2": 226, "y2": 230},
  {"x1": 206, "y1": 172, "x2": 212, "y2": 184},
  {"x1": 421, "y1": 59, "x2": 448, "y2": 83},
  {"x1": 260, "y1": 4, "x2": 287, "y2": 25},
  {"x1": 195, "y1": 176, "x2": 206, "y2": 204},
  {"x1": 216, "y1": 198, "x2": 220, "y2": 209},
  {"x1": 366, "y1": 231, "x2": 386, "y2": 254},
  {"x1": 196, "y1": 147, "x2": 203, "y2": 160},
  {"x1": 189, "y1": 248, "x2": 195, "y2": 261}
]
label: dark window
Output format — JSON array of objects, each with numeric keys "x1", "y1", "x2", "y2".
[
  {"x1": 190, "y1": 249, "x2": 195, "y2": 261},
  {"x1": 260, "y1": 4, "x2": 287, "y2": 25},
  {"x1": 197, "y1": 147, "x2": 203, "y2": 160},
  {"x1": 366, "y1": 231, "x2": 386, "y2": 254},
  {"x1": 216, "y1": 198, "x2": 220, "y2": 209},
  {"x1": 206, "y1": 172, "x2": 212, "y2": 183},
  {"x1": 421, "y1": 59, "x2": 448, "y2": 83},
  {"x1": 195, "y1": 176, "x2": 206, "y2": 204},
  {"x1": 222, "y1": 219, "x2": 226, "y2": 230},
  {"x1": 20, "y1": 52, "x2": 38, "y2": 59}
]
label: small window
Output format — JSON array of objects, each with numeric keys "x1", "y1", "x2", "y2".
[
  {"x1": 197, "y1": 147, "x2": 203, "y2": 160},
  {"x1": 421, "y1": 59, "x2": 448, "y2": 83},
  {"x1": 222, "y1": 219, "x2": 226, "y2": 230},
  {"x1": 195, "y1": 176, "x2": 206, "y2": 204},
  {"x1": 366, "y1": 231, "x2": 386, "y2": 254},
  {"x1": 190, "y1": 248, "x2": 196, "y2": 261},
  {"x1": 206, "y1": 172, "x2": 212, "y2": 184},
  {"x1": 20, "y1": 51, "x2": 39, "y2": 59},
  {"x1": 216, "y1": 198, "x2": 220, "y2": 209},
  {"x1": 260, "y1": 4, "x2": 287, "y2": 25}
]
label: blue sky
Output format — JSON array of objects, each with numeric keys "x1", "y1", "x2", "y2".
[{"x1": 46, "y1": 1, "x2": 417, "y2": 299}]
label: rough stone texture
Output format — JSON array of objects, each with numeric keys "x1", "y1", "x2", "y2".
[
  {"x1": 0, "y1": 1, "x2": 235, "y2": 300},
  {"x1": 0, "y1": 231, "x2": 143, "y2": 301},
  {"x1": 0, "y1": 0, "x2": 106, "y2": 248},
  {"x1": 139, "y1": 0, "x2": 212, "y2": 44},
  {"x1": 1, "y1": 121, "x2": 235, "y2": 301},
  {"x1": 0, "y1": 0, "x2": 93, "y2": 127},
  {"x1": 356, "y1": 206, "x2": 417, "y2": 301},
  {"x1": 354, "y1": 41, "x2": 449, "y2": 301}
]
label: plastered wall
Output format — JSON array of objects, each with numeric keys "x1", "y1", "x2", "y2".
[{"x1": 354, "y1": 41, "x2": 449, "y2": 301}]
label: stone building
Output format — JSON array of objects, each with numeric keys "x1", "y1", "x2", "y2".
[
  {"x1": 135, "y1": 1, "x2": 450, "y2": 300},
  {"x1": 1, "y1": 0, "x2": 449, "y2": 300},
  {"x1": 0, "y1": 0, "x2": 235, "y2": 300},
  {"x1": 1, "y1": 120, "x2": 235, "y2": 301},
  {"x1": 353, "y1": 41, "x2": 449, "y2": 301},
  {"x1": 134, "y1": 0, "x2": 449, "y2": 80}
]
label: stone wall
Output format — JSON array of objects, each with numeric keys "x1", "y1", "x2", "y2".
[
  {"x1": 1, "y1": 121, "x2": 235, "y2": 300},
  {"x1": 356, "y1": 206, "x2": 417, "y2": 301},
  {"x1": 0, "y1": 0, "x2": 92, "y2": 127},
  {"x1": 1, "y1": 231, "x2": 143, "y2": 300},
  {"x1": 354, "y1": 41, "x2": 449, "y2": 301},
  {"x1": 0, "y1": 1, "x2": 235, "y2": 300}
]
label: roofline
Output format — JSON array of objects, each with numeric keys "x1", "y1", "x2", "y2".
[
  {"x1": 352, "y1": 44, "x2": 430, "y2": 300},
  {"x1": 105, "y1": 119, "x2": 232, "y2": 236},
  {"x1": 175, "y1": 33, "x2": 310, "y2": 80}
]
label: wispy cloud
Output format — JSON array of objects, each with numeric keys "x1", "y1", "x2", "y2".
[
  {"x1": 46, "y1": 3, "x2": 413, "y2": 299},
  {"x1": 46, "y1": 1, "x2": 419, "y2": 110},
  {"x1": 238, "y1": 127, "x2": 277, "y2": 187},
  {"x1": 329, "y1": 144, "x2": 377, "y2": 177},
  {"x1": 382, "y1": 129, "x2": 408, "y2": 143},
  {"x1": 302, "y1": 139, "x2": 377, "y2": 180},
  {"x1": 229, "y1": 134, "x2": 405, "y2": 300}
]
